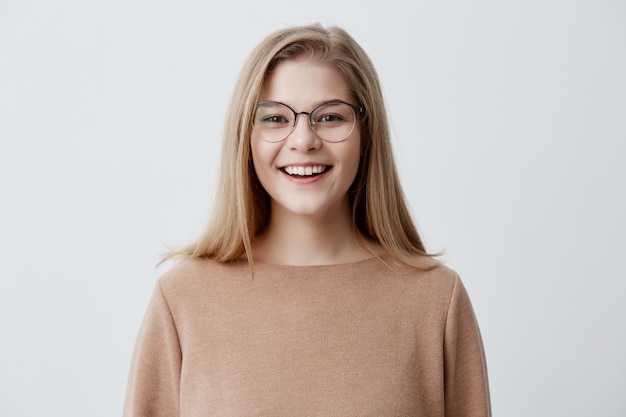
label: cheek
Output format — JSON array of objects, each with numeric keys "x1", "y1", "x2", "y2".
[
  {"x1": 335, "y1": 141, "x2": 362, "y2": 190},
  {"x1": 250, "y1": 137, "x2": 278, "y2": 180},
  {"x1": 250, "y1": 134, "x2": 264, "y2": 164}
]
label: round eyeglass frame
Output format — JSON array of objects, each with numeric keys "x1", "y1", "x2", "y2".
[{"x1": 253, "y1": 100, "x2": 364, "y2": 143}]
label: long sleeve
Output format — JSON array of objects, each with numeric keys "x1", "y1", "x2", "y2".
[
  {"x1": 123, "y1": 280, "x2": 182, "y2": 417},
  {"x1": 443, "y1": 275, "x2": 492, "y2": 417}
]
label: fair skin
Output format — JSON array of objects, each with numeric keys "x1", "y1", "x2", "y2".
[{"x1": 250, "y1": 58, "x2": 375, "y2": 266}]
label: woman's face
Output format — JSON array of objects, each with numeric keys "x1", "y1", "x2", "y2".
[{"x1": 250, "y1": 59, "x2": 362, "y2": 221}]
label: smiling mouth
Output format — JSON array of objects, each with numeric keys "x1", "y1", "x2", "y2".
[{"x1": 281, "y1": 165, "x2": 329, "y2": 177}]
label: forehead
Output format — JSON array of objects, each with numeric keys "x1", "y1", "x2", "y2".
[{"x1": 259, "y1": 59, "x2": 352, "y2": 107}]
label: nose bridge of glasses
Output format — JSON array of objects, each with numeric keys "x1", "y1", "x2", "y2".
[
  {"x1": 291, "y1": 110, "x2": 313, "y2": 128},
  {"x1": 290, "y1": 111, "x2": 318, "y2": 139}
]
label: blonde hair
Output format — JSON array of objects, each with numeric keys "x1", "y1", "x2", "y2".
[{"x1": 165, "y1": 24, "x2": 437, "y2": 269}]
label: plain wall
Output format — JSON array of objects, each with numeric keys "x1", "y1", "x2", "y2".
[{"x1": 1, "y1": 0, "x2": 624, "y2": 415}]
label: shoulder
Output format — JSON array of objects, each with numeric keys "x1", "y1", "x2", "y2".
[
  {"x1": 156, "y1": 257, "x2": 249, "y2": 297},
  {"x1": 376, "y1": 254, "x2": 465, "y2": 307},
  {"x1": 384, "y1": 253, "x2": 459, "y2": 286}
]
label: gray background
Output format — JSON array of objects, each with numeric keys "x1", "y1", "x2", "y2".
[{"x1": 1, "y1": 0, "x2": 625, "y2": 415}]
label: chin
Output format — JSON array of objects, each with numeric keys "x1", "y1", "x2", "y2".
[
  {"x1": 272, "y1": 197, "x2": 348, "y2": 219},
  {"x1": 281, "y1": 204, "x2": 329, "y2": 217}
]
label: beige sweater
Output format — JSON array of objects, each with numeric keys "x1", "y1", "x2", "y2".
[{"x1": 124, "y1": 256, "x2": 491, "y2": 416}]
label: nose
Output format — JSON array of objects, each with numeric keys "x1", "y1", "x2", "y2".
[{"x1": 286, "y1": 113, "x2": 321, "y2": 151}]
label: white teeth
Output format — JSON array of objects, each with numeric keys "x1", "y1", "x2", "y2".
[{"x1": 284, "y1": 165, "x2": 327, "y2": 176}]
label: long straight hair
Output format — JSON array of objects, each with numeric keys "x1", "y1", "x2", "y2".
[{"x1": 165, "y1": 24, "x2": 437, "y2": 270}]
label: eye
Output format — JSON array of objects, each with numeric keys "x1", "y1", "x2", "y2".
[
  {"x1": 261, "y1": 115, "x2": 290, "y2": 124},
  {"x1": 317, "y1": 114, "x2": 345, "y2": 123}
]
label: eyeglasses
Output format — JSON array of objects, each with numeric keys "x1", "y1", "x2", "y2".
[{"x1": 253, "y1": 100, "x2": 364, "y2": 143}]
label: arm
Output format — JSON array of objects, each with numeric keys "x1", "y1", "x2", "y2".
[
  {"x1": 443, "y1": 275, "x2": 492, "y2": 417},
  {"x1": 123, "y1": 280, "x2": 182, "y2": 417}
]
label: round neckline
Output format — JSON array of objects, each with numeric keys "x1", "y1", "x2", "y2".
[{"x1": 252, "y1": 253, "x2": 391, "y2": 269}]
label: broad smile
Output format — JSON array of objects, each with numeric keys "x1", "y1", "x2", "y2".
[{"x1": 280, "y1": 165, "x2": 330, "y2": 177}]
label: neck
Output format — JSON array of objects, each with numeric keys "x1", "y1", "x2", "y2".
[{"x1": 252, "y1": 202, "x2": 373, "y2": 266}]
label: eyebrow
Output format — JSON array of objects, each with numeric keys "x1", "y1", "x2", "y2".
[{"x1": 258, "y1": 99, "x2": 358, "y2": 110}]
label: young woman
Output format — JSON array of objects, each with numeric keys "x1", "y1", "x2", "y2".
[{"x1": 124, "y1": 24, "x2": 491, "y2": 417}]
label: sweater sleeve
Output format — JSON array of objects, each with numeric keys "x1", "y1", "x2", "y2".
[
  {"x1": 123, "y1": 280, "x2": 182, "y2": 417},
  {"x1": 443, "y1": 274, "x2": 492, "y2": 417}
]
